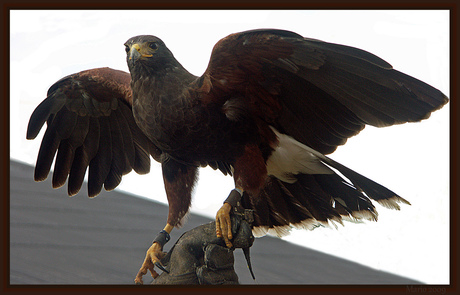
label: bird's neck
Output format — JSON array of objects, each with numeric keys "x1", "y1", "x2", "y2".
[{"x1": 131, "y1": 63, "x2": 196, "y2": 103}]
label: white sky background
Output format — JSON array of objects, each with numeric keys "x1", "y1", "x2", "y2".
[{"x1": 10, "y1": 10, "x2": 450, "y2": 284}]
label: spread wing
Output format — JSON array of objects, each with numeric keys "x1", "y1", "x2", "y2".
[
  {"x1": 27, "y1": 67, "x2": 162, "y2": 197},
  {"x1": 197, "y1": 29, "x2": 448, "y2": 154}
]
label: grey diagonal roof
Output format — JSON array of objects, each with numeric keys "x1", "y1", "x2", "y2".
[{"x1": 9, "y1": 160, "x2": 421, "y2": 285}]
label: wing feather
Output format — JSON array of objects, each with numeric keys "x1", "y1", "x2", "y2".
[
  {"x1": 52, "y1": 115, "x2": 90, "y2": 188},
  {"x1": 116, "y1": 104, "x2": 136, "y2": 169},
  {"x1": 198, "y1": 29, "x2": 448, "y2": 154},
  {"x1": 104, "y1": 111, "x2": 125, "y2": 191},
  {"x1": 68, "y1": 117, "x2": 100, "y2": 196},
  {"x1": 27, "y1": 67, "x2": 162, "y2": 198},
  {"x1": 88, "y1": 116, "x2": 112, "y2": 197},
  {"x1": 117, "y1": 97, "x2": 156, "y2": 173},
  {"x1": 34, "y1": 108, "x2": 78, "y2": 181}
]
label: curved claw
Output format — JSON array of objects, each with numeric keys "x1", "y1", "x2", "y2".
[
  {"x1": 155, "y1": 261, "x2": 169, "y2": 274},
  {"x1": 134, "y1": 262, "x2": 158, "y2": 285},
  {"x1": 134, "y1": 242, "x2": 165, "y2": 284}
]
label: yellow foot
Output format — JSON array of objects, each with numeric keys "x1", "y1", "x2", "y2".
[
  {"x1": 134, "y1": 242, "x2": 167, "y2": 285},
  {"x1": 216, "y1": 203, "x2": 233, "y2": 248}
]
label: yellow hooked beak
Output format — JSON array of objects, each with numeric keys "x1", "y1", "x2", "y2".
[{"x1": 129, "y1": 43, "x2": 153, "y2": 60}]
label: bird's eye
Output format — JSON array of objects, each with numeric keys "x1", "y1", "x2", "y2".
[
  {"x1": 149, "y1": 42, "x2": 158, "y2": 50},
  {"x1": 125, "y1": 45, "x2": 130, "y2": 53}
]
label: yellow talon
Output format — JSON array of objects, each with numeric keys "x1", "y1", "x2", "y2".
[{"x1": 216, "y1": 203, "x2": 233, "y2": 248}]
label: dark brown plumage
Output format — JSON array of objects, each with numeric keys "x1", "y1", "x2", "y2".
[
  {"x1": 27, "y1": 29, "x2": 448, "y2": 282},
  {"x1": 27, "y1": 68, "x2": 161, "y2": 198}
]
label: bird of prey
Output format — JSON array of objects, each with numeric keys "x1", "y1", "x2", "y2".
[{"x1": 27, "y1": 29, "x2": 448, "y2": 284}]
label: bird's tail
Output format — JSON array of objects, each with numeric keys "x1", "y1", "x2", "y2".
[{"x1": 243, "y1": 154, "x2": 410, "y2": 238}]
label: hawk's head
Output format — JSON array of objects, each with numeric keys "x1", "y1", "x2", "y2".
[{"x1": 124, "y1": 35, "x2": 177, "y2": 74}]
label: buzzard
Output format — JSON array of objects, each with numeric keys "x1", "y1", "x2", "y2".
[{"x1": 27, "y1": 29, "x2": 448, "y2": 284}]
